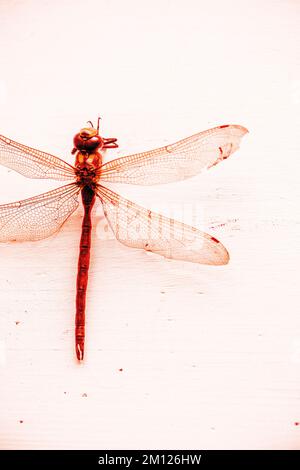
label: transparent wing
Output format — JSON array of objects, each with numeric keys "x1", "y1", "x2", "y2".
[
  {"x1": 0, "y1": 134, "x2": 76, "y2": 180},
  {"x1": 97, "y1": 185, "x2": 229, "y2": 265},
  {"x1": 0, "y1": 183, "x2": 80, "y2": 242},
  {"x1": 99, "y1": 124, "x2": 248, "y2": 185}
]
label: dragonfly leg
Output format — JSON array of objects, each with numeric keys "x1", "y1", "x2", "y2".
[{"x1": 103, "y1": 137, "x2": 118, "y2": 149}]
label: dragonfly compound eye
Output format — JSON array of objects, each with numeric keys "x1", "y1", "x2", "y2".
[{"x1": 73, "y1": 133, "x2": 104, "y2": 151}]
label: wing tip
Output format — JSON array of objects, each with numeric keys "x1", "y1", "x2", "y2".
[
  {"x1": 218, "y1": 124, "x2": 249, "y2": 135},
  {"x1": 219, "y1": 249, "x2": 230, "y2": 265},
  {"x1": 208, "y1": 236, "x2": 230, "y2": 265},
  {"x1": 213, "y1": 250, "x2": 230, "y2": 266},
  {"x1": 236, "y1": 125, "x2": 249, "y2": 135}
]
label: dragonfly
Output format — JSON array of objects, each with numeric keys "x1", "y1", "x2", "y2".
[{"x1": 0, "y1": 119, "x2": 248, "y2": 361}]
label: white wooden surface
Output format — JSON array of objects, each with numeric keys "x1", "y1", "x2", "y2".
[{"x1": 0, "y1": 0, "x2": 299, "y2": 450}]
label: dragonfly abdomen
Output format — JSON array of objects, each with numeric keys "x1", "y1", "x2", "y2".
[{"x1": 75, "y1": 185, "x2": 96, "y2": 361}]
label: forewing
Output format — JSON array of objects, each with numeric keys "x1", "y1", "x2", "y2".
[
  {"x1": 0, "y1": 134, "x2": 76, "y2": 180},
  {"x1": 0, "y1": 183, "x2": 80, "y2": 242},
  {"x1": 99, "y1": 125, "x2": 248, "y2": 185},
  {"x1": 97, "y1": 185, "x2": 229, "y2": 265}
]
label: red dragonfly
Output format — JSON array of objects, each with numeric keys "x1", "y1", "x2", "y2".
[{"x1": 0, "y1": 119, "x2": 248, "y2": 360}]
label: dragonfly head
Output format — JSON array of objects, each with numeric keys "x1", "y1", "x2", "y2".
[{"x1": 73, "y1": 126, "x2": 104, "y2": 152}]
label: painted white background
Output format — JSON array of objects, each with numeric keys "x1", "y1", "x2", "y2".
[{"x1": 0, "y1": 0, "x2": 299, "y2": 449}]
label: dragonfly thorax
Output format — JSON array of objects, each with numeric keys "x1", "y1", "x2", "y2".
[
  {"x1": 75, "y1": 151, "x2": 102, "y2": 185},
  {"x1": 75, "y1": 150, "x2": 102, "y2": 168}
]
